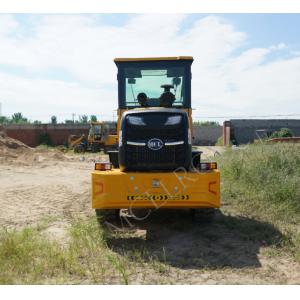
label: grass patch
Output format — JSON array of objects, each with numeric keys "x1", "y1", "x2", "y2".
[
  {"x1": 0, "y1": 218, "x2": 137, "y2": 284},
  {"x1": 0, "y1": 217, "x2": 176, "y2": 284},
  {"x1": 217, "y1": 143, "x2": 300, "y2": 258},
  {"x1": 0, "y1": 227, "x2": 73, "y2": 284},
  {"x1": 35, "y1": 144, "x2": 55, "y2": 150}
]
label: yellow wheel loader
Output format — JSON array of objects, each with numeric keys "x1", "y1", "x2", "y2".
[
  {"x1": 69, "y1": 122, "x2": 118, "y2": 153},
  {"x1": 91, "y1": 57, "x2": 220, "y2": 221}
]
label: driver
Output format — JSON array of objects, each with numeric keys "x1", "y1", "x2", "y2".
[{"x1": 137, "y1": 92, "x2": 148, "y2": 107}]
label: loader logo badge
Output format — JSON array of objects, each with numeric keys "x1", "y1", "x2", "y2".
[
  {"x1": 147, "y1": 138, "x2": 163, "y2": 151},
  {"x1": 127, "y1": 194, "x2": 189, "y2": 201}
]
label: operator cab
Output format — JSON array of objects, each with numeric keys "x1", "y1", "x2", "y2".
[
  {"x1": 114, "y1": 57, "x2": 193, "y2": 110},
  {"x1": 114, "y1": 57, "x2": 194, "y2": 172},
  {"x1": 89, "y1": 123, "x2": 102, "y2": 141}
]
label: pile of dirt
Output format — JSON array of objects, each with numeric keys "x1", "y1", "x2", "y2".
[
  {"x1": 0, "y1": 131, "x2": 32, "y2": 161},
  {"x1": 0, "y1": 131, "x2": 69, "y2": 166},
  {"x1": 0, "y1": 131, "x2": 30, "y2": 150}
]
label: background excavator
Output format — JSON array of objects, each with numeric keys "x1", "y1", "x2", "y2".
[{"x1": 68, "y1": 121, "x2": 118, "y2": 153}]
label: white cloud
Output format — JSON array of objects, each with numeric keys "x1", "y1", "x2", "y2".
[
  {"x1": 269, "y1": 42, "x2": 286, "y2": 51},
  {"x1": 0, "y1": 15, "x2": 18, "y2": 35},
  {"x1": 0, "y1": 14, "x2": 299, "y2": 122},
  {"x1": 0, "y1": 72, "x2": 117, "y2": 122}
]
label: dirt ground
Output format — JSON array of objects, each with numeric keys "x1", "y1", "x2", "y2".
[{"x1": 0, "y1": 134, "x2": 299, "y2": 284}]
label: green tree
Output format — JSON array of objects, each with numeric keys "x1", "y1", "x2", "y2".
[
  {"x1": 11, "y1": 112, "x2": 29, "y2": 124},
  {"x1": 0, "y1": 116, "x2": 10, "y2": 124},
  {"x1": 33, "y1": 120, "x2": 42, "y2": 124},
  {"x1": 79, "y1": 115, "x2": 88, "y2": 124},
  {"x1": 64, "y1": 119, "x2": 74, "y2": 124},
  {"x1": 90, "y1": 115, "x2": 97, "y2": 122},
  {"x1": 270, "y1": 128, "x2": 294, "y2": 138},
  {"x1": 38, "y1": 132, "x2": 52, "y2": 146},
  {"x1": 51, "y1": 115, "x2": 57, "y2": 124}
]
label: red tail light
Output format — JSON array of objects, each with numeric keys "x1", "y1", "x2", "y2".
[
  {"x1": 95, "y1": 162, "x2": 112, "y2": 171},
  {"x1": 200, "y1": 162, "x2": 217, "y2": 171}
]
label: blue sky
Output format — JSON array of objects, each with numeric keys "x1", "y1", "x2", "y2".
[
  {"x1": 217, "y1": 14, "x2": 300, "y2": 48},
  {"x1": 0, "y1": 14, "x2": 300, "y2": 122},
  {"x1": 12, "y1": 13, "x2": 300, "y2": 47}
]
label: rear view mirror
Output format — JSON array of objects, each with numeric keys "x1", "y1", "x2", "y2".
[
  {"x1": 128, "y1": 78, "x2": 136, "y2": 84},
  {"x1": 172, "y1": 77, "x2": 181, "y2": 86}
]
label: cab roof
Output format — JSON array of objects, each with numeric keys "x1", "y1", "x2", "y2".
[{"x1": 114, "y1": 56, "x2": 193, "y2": 62}]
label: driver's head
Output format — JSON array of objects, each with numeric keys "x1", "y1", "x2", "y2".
[{"x1": 137, "y1": 92, "x2": 148, "y2": 107}]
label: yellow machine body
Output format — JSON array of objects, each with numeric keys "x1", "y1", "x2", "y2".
[
  {"x1": 105, "y1": 134, "x2": 118, "y2": 146},
  {"x1": 91, "y1": 56, "x2": 221, "y2": 210},
  {"x1": 69, "y1": 122, "x2": 117, "y2": 153},
  {"x1": 92, "y1": 169, "x2": 220, "y2": 209},
  {"x1": 88, "y1": 121, "x2": 118, "y2": 146},
  {"x1": 68, "y1": 135, "x2": 86, "y2": 149}
]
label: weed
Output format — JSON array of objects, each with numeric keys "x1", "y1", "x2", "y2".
[
  {"x1": 217, "y1": 143, "x2": 300, "y2": 258},
  {"x1": 0, "y1": 218, "x2": 131, "y2": 284},
  {"x1": 107, "y1": 254, "x2": 130, "y2": 284},
  {"x1": 0, "y1": 227, "x2": 73, "y2": 284}
]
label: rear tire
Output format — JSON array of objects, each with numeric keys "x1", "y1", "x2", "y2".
[
  {"x1": 74, "y1": 144, "x2": 85, "y2": 153},
  {"x1": 191, "y1": 208, "x2": 216, "y2": 223},
  {"x1": 91, "y1": 143, "x2": 101, "y2": 153},
  {"x1": 95, "y1": 209, "x2": 120, "y2": 223}
]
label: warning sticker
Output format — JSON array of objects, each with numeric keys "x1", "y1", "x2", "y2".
[{"x1": 127, "y1": 195, "x2": 189, "y2": 201}]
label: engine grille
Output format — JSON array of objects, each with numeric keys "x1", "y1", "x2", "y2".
[
  {"x1": 126, "y1": 144, "x2": 185, "y2": 168},
  {"x1": 120, "y1": 111, "x2": 190, "y2": 171},
  {"x1": 126, "y1": 127, "x2": 185, "y2": 141}
]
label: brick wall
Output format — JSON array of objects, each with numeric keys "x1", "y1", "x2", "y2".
[
  {"x1": 192, "y1": 126, "x2": 223, "y2": 146},
  {"x1": 226, "y1": 119, "x2": 300, "y2": 145},
  {"x1": 3, "y1": 124, "x2": 90, "y2": 147},
  {"x1": 3, "y1": 123, "x2": 223, "y2": 147}
]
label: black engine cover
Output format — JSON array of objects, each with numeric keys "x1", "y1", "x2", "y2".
[{"x1": 119, "y1": 108, "x2": 191, "y2": 172}]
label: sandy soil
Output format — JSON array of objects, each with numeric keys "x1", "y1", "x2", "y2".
[
  {"x1": 0, "y1": 135, "x2": 299, "y2": 284},
  {"x1": 0, "y1": 160, "x2": 93, "y2": 229}
]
